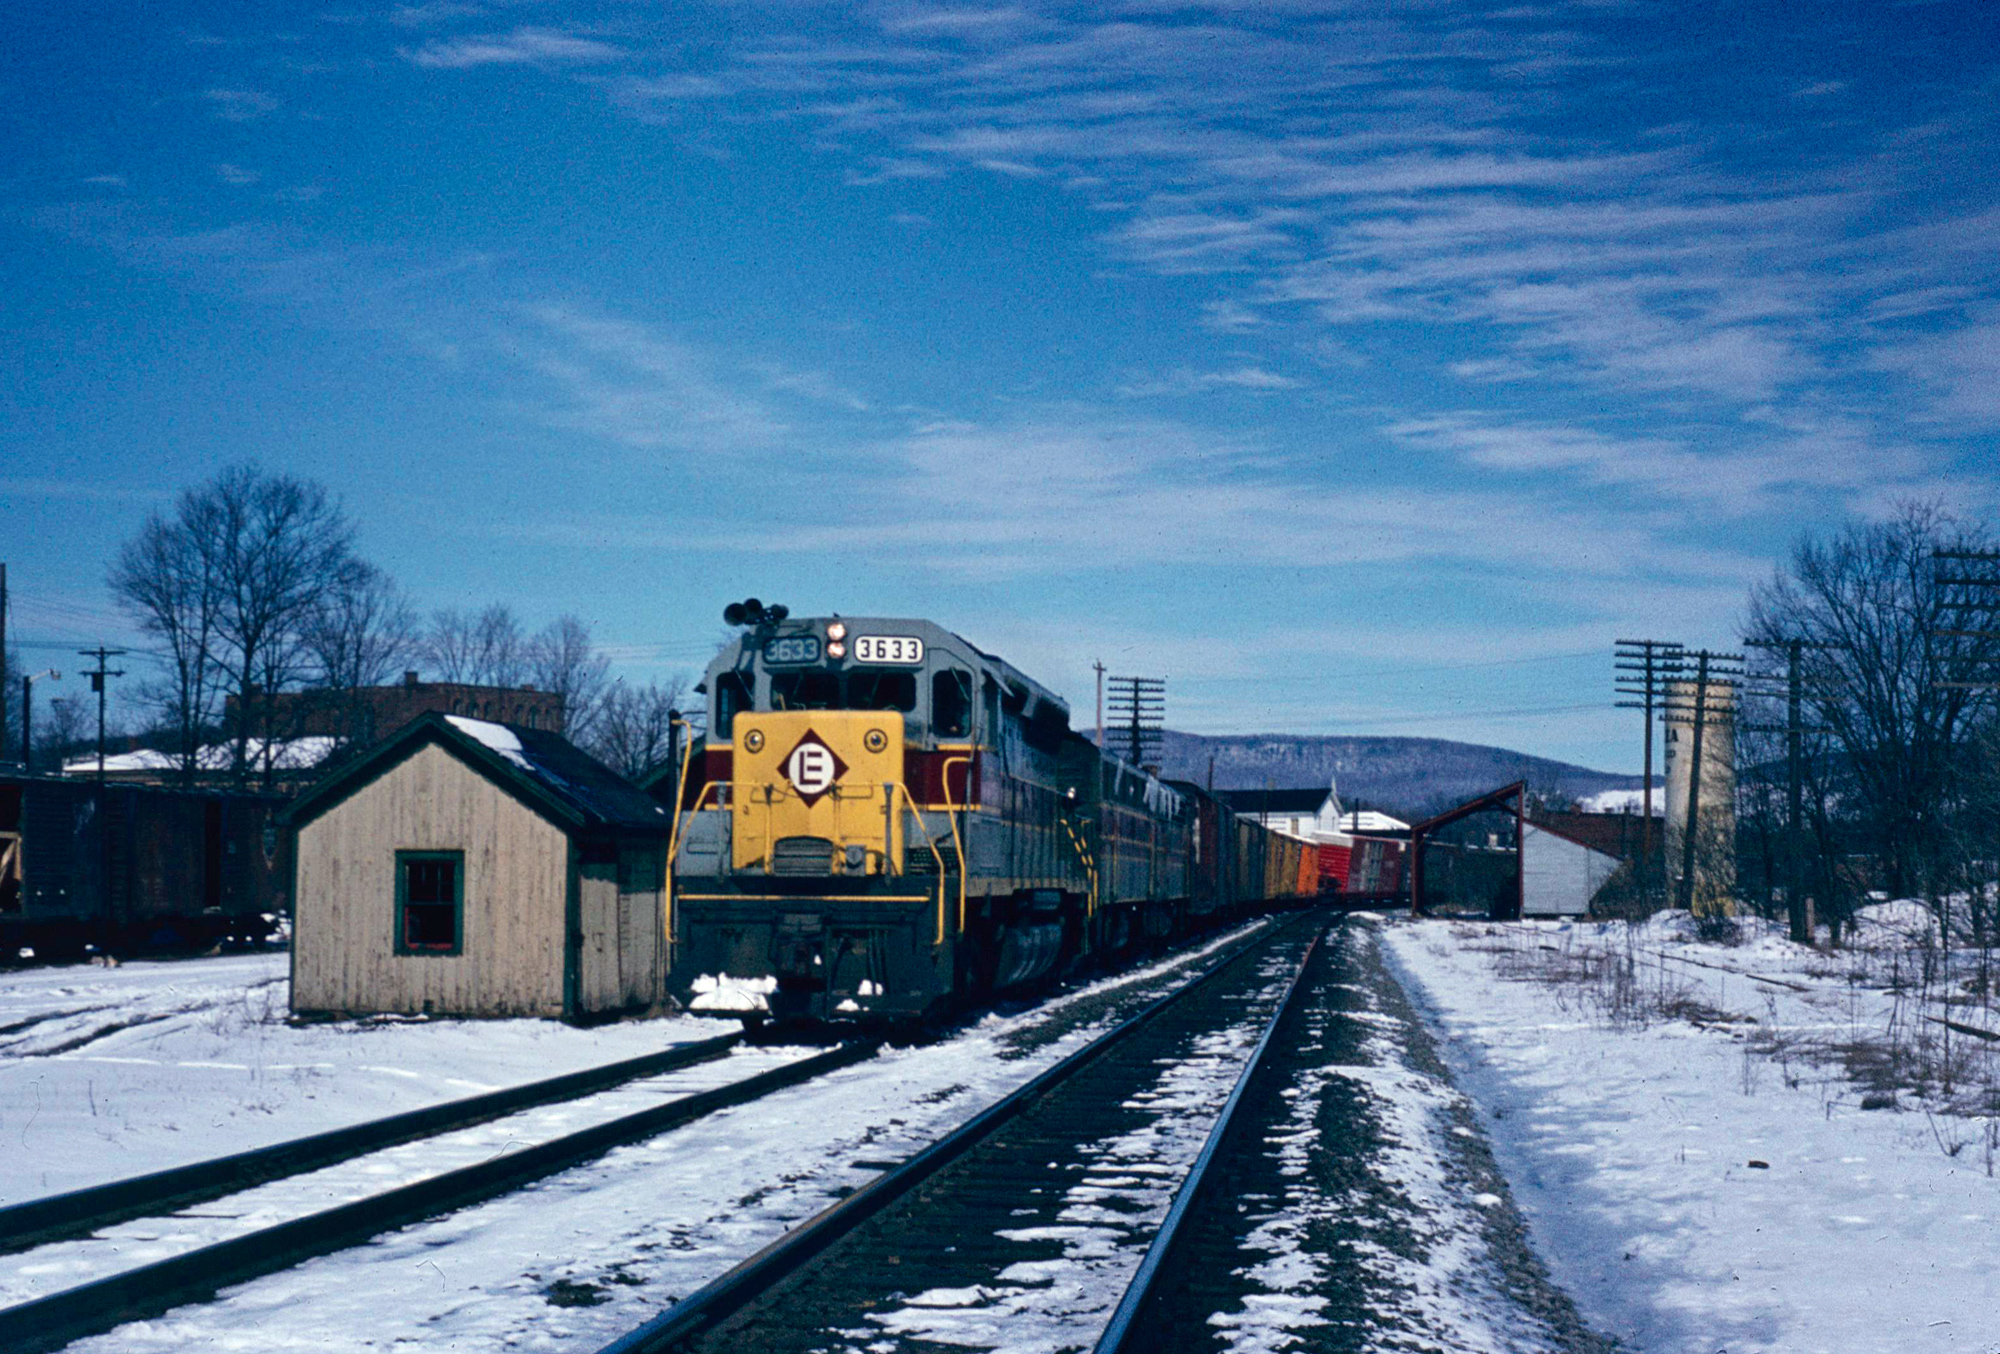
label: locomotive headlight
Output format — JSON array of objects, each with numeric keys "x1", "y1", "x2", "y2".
[
  {"x1": 864, "y1": 728, "x2": 888, "y2": 753},
  {"x1": 744, "y1": 729, "x2": 765, "y2": 753},
  {"x1": 827, "y1": 641, "x2": 846, "y2": 658},
  {"x1": 827, "y1": 621, "x2": 848, "y2": 641}
]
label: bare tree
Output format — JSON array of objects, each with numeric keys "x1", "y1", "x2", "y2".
[
  {"x1": 41, "y1": 695, "x2": 92, "y2": 767},
  {"x1": 1748, "y1": 501, "x2": 2000, "y2": 901},
  {"x1": 421, "y1": 603, "x2": 527, "y2": 687},
  {"x1": 202, "y1": 467, "x2": 358, "y2": 788},
  {"x1": 590, "y1": 676, "x2": 686, "y2": 781},
  {"x1": 530, "y1": 614, "x2": 610, "y2": 743},
  {"x1": 419, "y1": 607, "x2": 479, "y2": 683},
  {"x1": 301, "y1": 561, "x2": 419, "y2": 747},
  {"x1": 109, "y1": 488, "x2": 227, "y2": 784},
  {"x1": 0, "y1": 646, "x2": 14, "y2": 762}
]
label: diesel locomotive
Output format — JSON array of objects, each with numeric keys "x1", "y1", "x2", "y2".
[{"x1": 664, "y1": 608, "x2": 1305, "y2": 1021}]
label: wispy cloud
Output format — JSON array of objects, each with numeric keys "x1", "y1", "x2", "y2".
[
  {"x1": 1117, "y1": 366, "x2": 1304, "y2": 397},
  {"x1": 503, "y1": 305, "x2": 789, "y2": 452},
  {"x1": 214, "y1": 163, "x2": 261, "y2": 186},
  {"x1": 746, "y1": 359, "x2": 871, "y2": 412},
  {"x1": 404, "y1": 27, "x2": 625, "y2": 69},
  {"x1": 201, "y1": 88, "x2": 278, "y2": 121}
]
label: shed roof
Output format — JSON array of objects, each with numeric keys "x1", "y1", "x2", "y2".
[
  {"x1": 288, "y1": 712, "x2": 670, "y2": 836},
  {"x1": 1219, "y1": 787, "x2": 1329, "y2": 817}
]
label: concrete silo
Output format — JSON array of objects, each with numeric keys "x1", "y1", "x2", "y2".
[{"x1": 1663, "y1": 675, "x2": 1737, "y2": 916}]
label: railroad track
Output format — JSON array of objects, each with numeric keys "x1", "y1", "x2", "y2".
[
  {"x1": 594, "y1": 912, "x2": 1328, "y2": 1354},
  {"x1": 0, "y1": 1037, "x2": 874, "y2": 1354},
  {"x1": 0, "y1": 1029, "x2": 752, "y2": 1254},
  {"x1": 0, "y1": 916, "x2": 1301, "y2": 1353}
]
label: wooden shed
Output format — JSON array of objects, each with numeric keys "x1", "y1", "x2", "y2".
[{"x1": 288, "y1": 713, "x2": 672, "y2": 1020}]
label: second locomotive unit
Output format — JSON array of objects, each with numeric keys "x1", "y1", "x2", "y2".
[{"x1": 665, "y1": 605, "x2": 1300, "y2": 1021}]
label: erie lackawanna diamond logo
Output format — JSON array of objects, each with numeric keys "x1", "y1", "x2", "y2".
[{"x1": 782, "y1": 730, "x2": 849, "y2": 805}]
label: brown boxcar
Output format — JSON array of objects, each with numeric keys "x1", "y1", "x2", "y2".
[{"x1": 1, "y1": 774, "x2": 285, "y2": 961}]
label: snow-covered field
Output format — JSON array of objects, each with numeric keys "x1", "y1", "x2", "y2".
[
  {"x1": 0, "y1": 953, "x2": 739, "y2": 1204},
  {"x1": 1380, "y1": 907, "x2": 2000, "y2": 1354}
]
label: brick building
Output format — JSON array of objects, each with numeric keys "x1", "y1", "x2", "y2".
[{"x1": 227, "y1": 672, "x2": 565, "y2": 746}]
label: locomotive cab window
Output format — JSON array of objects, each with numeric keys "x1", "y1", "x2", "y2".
[
  {"x1": 771, "y1": 670, "x2": 841, "y2": 710},
  {"x1": 933, "y1": 668, "x2": 973, "y2": 738},
  {"x1": 714, "y1": 671, "x2": 753, "y2": 736},
  {"x1": 848, "y1": 669, "x2": 916, "y2": 713},
  {"x1": 395, "y1": 851, "x2": 463, "y2": 955}
]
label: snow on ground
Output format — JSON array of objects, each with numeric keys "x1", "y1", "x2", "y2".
[
  {"x1": 11, "y1": 922, "x2": 1274, "y2": 1352},
  {"x1": 1380, "y1": 910, "x2": 2000, "y2": 1354},
  {"x1": 0, "y1": 953, "x2": 738, "y2": 1204},
  {"x1": 0, "y1": 1044, "x2": 816, "y2": 1309},
  {"x1": 1206, "y1": 921, "x2": 1599, "y2": 1354}
]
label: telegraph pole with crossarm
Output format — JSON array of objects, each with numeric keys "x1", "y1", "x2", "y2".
[
  {"x1": 77, "y1": 647, "x2": 127, "y2": 785},
  {"x1": 1615, "y1": 639, "x2": 1686, "y2": 902}
]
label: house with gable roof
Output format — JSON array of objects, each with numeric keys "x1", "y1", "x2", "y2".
[{"x1": 287, "y1": 713, "x2": 672, "y2": 1019}]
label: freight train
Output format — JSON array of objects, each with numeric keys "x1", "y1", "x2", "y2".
[
  {"x1": 663, "y1": 608, "x2": 1310, "y2": 1022},
  {"x1": 0, "y1": 773, "x2": 285, "y2": 961}
]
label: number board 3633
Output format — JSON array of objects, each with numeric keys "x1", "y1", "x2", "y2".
[{"x1": 853, "y1": 635, "x2": 924, "y2": 664}]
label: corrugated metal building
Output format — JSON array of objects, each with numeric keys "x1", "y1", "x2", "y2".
[{"x1": 288, "y1": 713, "x2": 672, "y2": 1020}]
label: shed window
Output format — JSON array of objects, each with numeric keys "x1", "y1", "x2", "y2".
[
  {"x1": 933, "y1": 669, "x2": 972, "y2": 738},
  {"x1": 396, "y1": 851, "x2": 463, "y2": 955}
]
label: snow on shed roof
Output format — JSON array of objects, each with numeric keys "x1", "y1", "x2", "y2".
[
  {"x1": 440, "y1": 716, "x2": 667, "y2": 831},
  {"x1": 290, "y1": 713, "x2": 666, "y2": 835}
]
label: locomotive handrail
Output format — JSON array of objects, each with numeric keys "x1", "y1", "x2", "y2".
[
  {"x1": 892, "y1": 783, "x2": 950, "y2": 944},
  {"x1": 1060, "y1": 811, "x2": 1099, "y2": 922},
  {"x1": 941, "y1": 755, "x2": 971, "y2": 934}
]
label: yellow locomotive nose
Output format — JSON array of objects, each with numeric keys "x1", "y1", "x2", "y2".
[{"x1": 731, "y1": 711, "x2": 905, "y2": 876}]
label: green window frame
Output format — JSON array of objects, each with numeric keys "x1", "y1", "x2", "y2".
[{"x1": 395, "y1": 850, "x2": 464, "y2": 956}]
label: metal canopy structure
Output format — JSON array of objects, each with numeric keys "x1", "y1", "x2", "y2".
[{"x1": 1408, "y1": 780, "x2": 1525, "y2": 920}]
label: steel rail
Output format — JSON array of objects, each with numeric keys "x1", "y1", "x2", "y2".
[
  {"x1": 1093, "y1": 923, "x2": 1326, "y2": 1353},
  {"x1": 0, "y1": 1029, "x2": 745, "y2": 1256},
  {"x1": 0, "y1": 1040, "x2": 878, "y2": 1354},
  {"x1": 592, "y1": 911, "x2": 1315, "y2": 1354}
]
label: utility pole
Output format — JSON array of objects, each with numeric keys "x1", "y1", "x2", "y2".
[
  {"x1": 1105, "y1": 675, "x2": 1164, "y2": 769},
  {"x1": 1615, "y1": 638, "x2": 1686, "y2": 902},
  {"x1": 21, "y1": 669, "x2": 59, "y2": 776},
  {"x1": 1743, "y1": 638, "x2": 1834, "y2": 943},
  {"x1": 1678, "y1": 651, "x2": 1711, "y2": 915},
  {"x1": 1, "y1": 562, "x2": 9, "y2": 765},
  {"x1": 78, "y1": 648, "x2": 128, "y2": 784},
  {"x1": 1093, "y1": 660, "x2": 1106, "y2": 752},
  {"x1": 1932, "y1": 550, "x2": 2000, "y2": 690},
  {"x1": 1663, "y1": 649, "x2": 1743, "y2": 915}
]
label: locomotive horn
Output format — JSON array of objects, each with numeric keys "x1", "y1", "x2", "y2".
[{"x1": 723, "y1": 602, "x2": 746, "y2": 626}]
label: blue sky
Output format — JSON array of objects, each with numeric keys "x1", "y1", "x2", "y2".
[{"x1": 5, "y1": 0, "x2": 1997, "y2": 773}]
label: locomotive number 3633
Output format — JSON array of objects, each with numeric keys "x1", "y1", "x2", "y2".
[{"x1": 853, "y1": 635, "x2": 924, "y2": 664}]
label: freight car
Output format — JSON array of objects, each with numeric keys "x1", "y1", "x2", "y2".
[
  {"x1": 0, "y1": 773, "x2": 285, "y2": 962},
  {"x1": 663, "y1": 607, "x2": 1303, "y2": 1022}
]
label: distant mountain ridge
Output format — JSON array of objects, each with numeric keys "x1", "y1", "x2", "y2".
[{"x1": 1118, "y1": 730, "x2": 1642, "y2": 820}]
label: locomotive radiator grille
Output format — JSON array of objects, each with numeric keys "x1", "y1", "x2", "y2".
[{"x1": 771, "y1": 835, "x2": 836, "y2": 877}]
